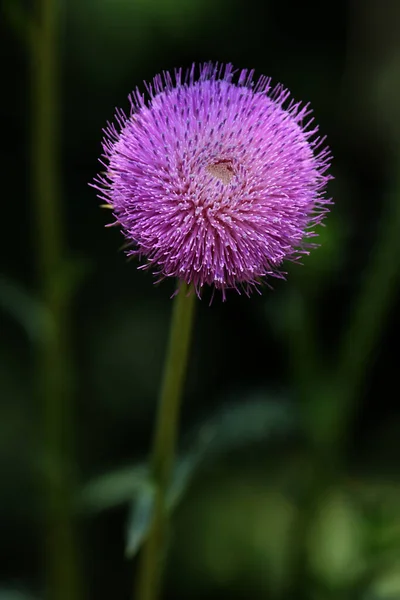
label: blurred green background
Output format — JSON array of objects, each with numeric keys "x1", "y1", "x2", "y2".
[{"x1": 2, "y1": 0, "x2": 400, "y2": 599}]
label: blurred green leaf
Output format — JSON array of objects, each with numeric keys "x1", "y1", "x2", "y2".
[
  {"x1": 0, "y1": 263, "x2": 87, "y2": 343},
  {"x1": 254, "y1": 489, "x2": 298, "y2": 596},
  {"x1": 79, "y1": 464, "x2": 149, "y2": 513},
  {"x1": 81, "y1": 456, "x2": 198, "y2": 556},
  {"x1": 350, "y1": 478, "x2": 400, "y2": 560},
  {"x1": 171, "y1": 471, "x2": 298, "y2": 597},
  {"x1": 80, "y1": 453, "x2": 197, "y2": 511},
  {"x1": 307, "y1": 487, "x2": 366, "y2": 588},
  {"x1": 124, "y1": 456, "x2": 200, "y2": 557},
  {"x1": 183, "y1": 394, "x2": 297, "y2": 462},
  {"x1": 167, "y1": 454, "x2": 199, "y2": 509},
  {"x1": 365, "y1": 564, "x2": 400, "y2": 600},
  {"x1": 81, "y1": 395, "x2": 296, "y2": 560},
  {"x1": 81, "y1": 396, "x2": 295, "y2": 514},
  {"x1": 125, "y1": 483, "x2": 155, "y2": 558}
]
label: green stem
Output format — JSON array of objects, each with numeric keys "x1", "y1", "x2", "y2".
[
  {"x1": 30, "y1": 0, "x2": 82, "y2": 599},
  {"x1": 136, "y1": 281, "x2": 196, "y2": 600},
  {"x1": 324, "y1": 168, "x2": 400, "y2": 451}
]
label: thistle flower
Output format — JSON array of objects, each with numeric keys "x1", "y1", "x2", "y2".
[{"x1": 94, "y1": 63, "x2": 332, "y2": 298}]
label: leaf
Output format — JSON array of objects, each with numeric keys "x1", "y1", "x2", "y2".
[
  {"x1": 80, "y1": 456, "x2": 199, "y2": 556},
  {"x1": 168, "y1": 396, "x2": 297, "y2": 510},
  {"x1": 80, "y1": 464, "x2": 155, "y2": 557},
  {"x1": 81, "y1": 396, "x2": 295, "y2": 516},
  {"x1": 182, "y1": 394, "x2": 296, "y2": 463},
  {"x1": 81, "y1": 396, "x2": 297, "y2": 557},
  {"x1": 79, "y1": 463, "x2": 149, "y2": 514},
  {"x1": 0, "y1": 261, "x2": 88, "y2": 344},
  {"x1": 125, "y1": 483, "x2": 155, "y2": 558},
  {"x1": 167, "y1": 454, "x2": 200, "y2": 509},
  {"x1": 365, "y1": 563, "x2": 400, "y2": 599},
  {"x1": 307, "y1": 487, "x2": 365, "y2": 588}
]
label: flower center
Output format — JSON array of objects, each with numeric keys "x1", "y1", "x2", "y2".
[{"x1": 206, "y1": 160, "x2": 235, "y2": 184}]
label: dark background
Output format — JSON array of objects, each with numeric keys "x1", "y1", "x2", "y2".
[{"x1": 1, "y1": 0, "x2": 400, "y2": 599}]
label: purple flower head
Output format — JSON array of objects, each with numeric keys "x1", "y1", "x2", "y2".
[{"x1": 94, "y1": 63, "x2": 332, "y2": 299}]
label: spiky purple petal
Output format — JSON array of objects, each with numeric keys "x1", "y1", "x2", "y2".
[{"x1": 93, "y1": 63, "x2": 332, "y2": 298}]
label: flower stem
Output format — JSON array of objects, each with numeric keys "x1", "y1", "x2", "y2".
[
  {"x1": 307, "y1": 165, "x2": 400, "y2": 456},
  {"x1": 136, "y1": 282, "x2": 196, "y2": 600},
  {"x1": 333, "y1": 167, "x2": 400, "y2": 441},
  {"x1": 30, "y1": 0, "x2": 82, "y2": 598}
]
